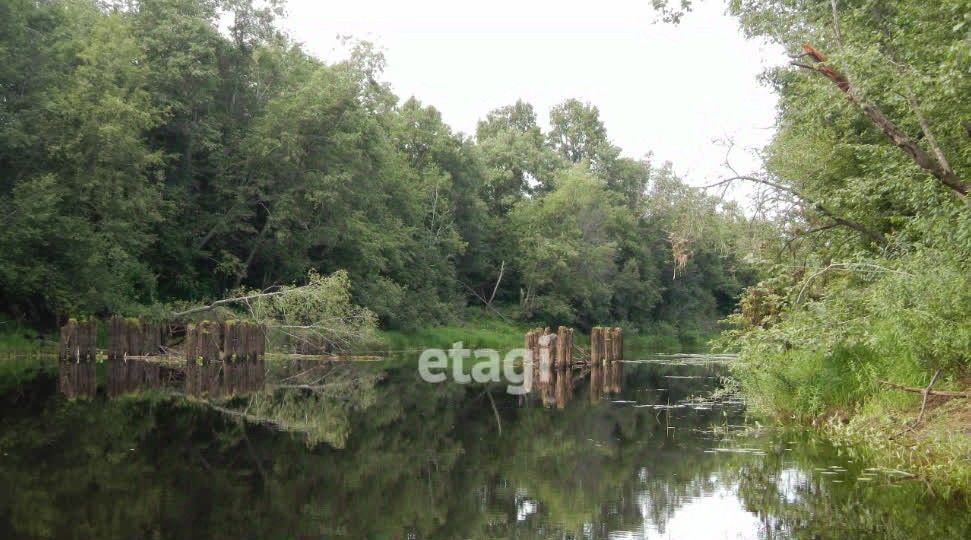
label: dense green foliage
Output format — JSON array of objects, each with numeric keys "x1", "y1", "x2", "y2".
[
  {"x1": 678, "y1": 0, "x2": 971, "y2": 422},
  {"x1": 0, "y1": 0, "x2": 755, "y2": 336}
]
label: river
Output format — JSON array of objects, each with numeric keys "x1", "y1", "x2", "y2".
[{"x1": 0, "y1": 353, "x2": 967, "y2": 539}]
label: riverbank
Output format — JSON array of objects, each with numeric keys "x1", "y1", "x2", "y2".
[
  {"x1": 377, "y1": 314, "x2": 714, "y2": 354},
  {"x1": 732, "y1": 347, "x2": 970, "y2": 501},
  {"x1": 1, "y1": 309, "x2": 714, "y2": 357},
  {"x1": 823, "y1": 391, "x2": 970, "y2": 501}
]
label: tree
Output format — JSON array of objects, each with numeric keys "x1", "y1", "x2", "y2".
[{"x1": 548, "y1": 99, "x2": 620, "y2": 173}]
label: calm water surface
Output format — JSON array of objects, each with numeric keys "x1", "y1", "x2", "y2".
[{"x1": 0, "y1": 353, "x2": 967, "y2": 539}]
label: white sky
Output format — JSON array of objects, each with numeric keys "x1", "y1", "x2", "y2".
[{"x1": 282, "y1": 0, "x2": 785, "y2": 188}]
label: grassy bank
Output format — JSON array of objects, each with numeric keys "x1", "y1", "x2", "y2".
[
  {"x1": 377, "y1": 310, "x2": 716, "y2": 355},
  {"x1": 825, "y1": 394, "x2": 971, "y2": 501},
  {"x1": 377, "y1": 314, "x2": 527, "y2": 352},
  {"x1": 0, "y1": 318, "x2": 51, "y2": 353},
  {"x1": 733, "y1": 346, "x2": 970, "y2": 499}
]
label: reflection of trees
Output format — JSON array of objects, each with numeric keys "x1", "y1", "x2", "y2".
[{"x1": 2, "y1": 361, "x2": 968, "y2": 539}]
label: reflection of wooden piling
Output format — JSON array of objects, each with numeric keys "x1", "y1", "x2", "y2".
[
  {"x1": 606, "y1": 360, "x2": 623, "y2": 394},
  {"x1": 589, "y1": 365, "x2": 604, "y2": 403},
  {"x1": 58, "y1": 360, "x2": 97, "y2": 399},
  {"x1": 59, "y1": 319, "x2": 98, "y2": 361},
  {"x1": 185, "y1": 358, "x2": 266, "y2": 399},
  {"x1": 106, "y1": 358, "x2": 164, "y2": 397}
]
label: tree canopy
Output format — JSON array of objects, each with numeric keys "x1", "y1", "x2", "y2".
[{"x1": 0, "y1": 0, "x2": 755, "y2": 336}]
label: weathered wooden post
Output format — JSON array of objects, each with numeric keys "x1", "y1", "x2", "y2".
[
  {"x1": 529, "y1": 327, "x2": 543, "y2": 364},
  {"x1": 186, "y1": 321, "x2": 222, "y2": 363},
  {"x1": 186, "y1": 320, "x2": 265, "y2": 397},
  {"x1": 538, "y1": 329, "x2": 557, "y2": 368},
  {"x1": 615, "y1": 327, "x2": 624, "y2": 361},
  {"x1": 556, "y1": 326, "x2": 573, "y2": 367},
  {"x1": 590, "y1": 326, "x2": 602, "y2": 365}
]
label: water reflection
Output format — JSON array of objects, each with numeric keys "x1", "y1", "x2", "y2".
[
  {"x1": 529, "y1": 360, "x2": 624, "y2": 409},
  {"x1": 0, "y1": 355, "x2": 963, "y2": 539},
  {"x1": 184, "y1": 358, "x2": 265, "y2": 398},
  {"x1": 56, "y1": 360, "x2": 96, "y2": 399},
  {"x1": 105, "y1": 358, "x2": 168, "y2": 397}
]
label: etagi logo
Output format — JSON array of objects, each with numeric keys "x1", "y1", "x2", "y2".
[{"x1": 418, "y1": 342, "x2": 534, "y2": 395}]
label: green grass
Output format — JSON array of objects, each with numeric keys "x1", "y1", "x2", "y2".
[
  {"x1": 375, "y1": 308, "x2": 716, "y2": 355},
  {"x1": 732, "y1": 343, "x2": 970, "y2": 498},
  {"x1": 0, "y1": 318, "x2": 53, "y2": 353},
  {"x1": 377, "y1": 312, "x2": 527, "y2": 352}
]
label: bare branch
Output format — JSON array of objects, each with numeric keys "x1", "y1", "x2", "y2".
[
  {"x1": 830, "y1": 0, "x2": 843, "y2": 47},
  {"x1": 879, "y1": 377, "x2": 967, "y2": 398},
  {"x1": 487, "y1": 260, "x2": 505, "y2": 305},
  {"x1": 172, "y1": 289, "x2": 288, "y2": 318},
  {"x1": 704, "y1": 174, "x2": 886, "y2": 246},
  {"x1": 460, "y1": 281, "x2": 511, "y2": 322},
  {"x1": 905, "y1": 86, "x2": 953, "y2": 178}
]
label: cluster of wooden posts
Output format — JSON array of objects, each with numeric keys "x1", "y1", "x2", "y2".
[
  {"x1": 524, "y1": 325, "x2": 622, "y2": 368},
  {"x1": 185, "y1": 320, "x2": 265, "y2": 363},
  {"x1": 57, "y1": 317, "x2": 267, "y2": 399},
  {"x1": 524, "y1": 326, "x2": 576, "y2": 368},
  {"x1": 107, "y1": 316, "x2": 161, "y2": 360},
  {"x1": 58, "y1": 319, "x2": 98, "y2": 362},
  {"x1": 58, "y1": 317, "x2": 266, "y2": 363},
  {"x1": 589, "y1": 326, "x2": 623, "y2": 365}
]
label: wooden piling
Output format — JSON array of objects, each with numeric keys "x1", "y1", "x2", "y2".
[
  {"x1": 588, "y1": 326, "x2": 622, "y2": 365},
  {"x1": 538, "y1": 330, "x2": 557, "y2": 368},
  {"x1": 107, "y1": 316, "x2": 161, "y2": 360},
  {"x1": 556, "y1": 326, "x2": 573, "y2": 367},
  {"x1": 186, "y1": 320, "x2": 265, "y2": 365},
  {"x1": 590, "y1": 326, "x2": 602, "y2": 365},
  {"x1": 59, "y1": 318, "x2": 97, "y2": 362}
]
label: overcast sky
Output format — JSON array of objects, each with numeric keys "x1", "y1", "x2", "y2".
[{"x1": 282, "y1": 0, "x2": 785, "y2": 188}]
